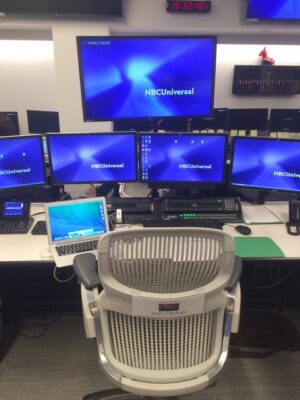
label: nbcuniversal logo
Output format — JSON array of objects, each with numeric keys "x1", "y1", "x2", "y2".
[{"x1": 145, "y1": 87, "x2": 195, "y2": 96}]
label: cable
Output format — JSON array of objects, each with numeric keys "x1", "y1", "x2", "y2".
[
  {"x1": 53, "y1": 266, "x2": 75, "y2": 283},
  {"x1": 30, "y1": 211, "x2": 45, "y2": 217},
  {"x1": 14, "y1": 310, "x2": 61, "y2": 339},
  {"x1": 251, "y1": 265, "x2": 295, "y2": 290}
]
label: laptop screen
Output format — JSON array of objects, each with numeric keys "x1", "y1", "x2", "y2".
[{"x1": 46, "y1": 198, "x2": 108, "y2": 243}]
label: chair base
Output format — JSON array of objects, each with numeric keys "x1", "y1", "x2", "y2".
[{"x1": 83, "y1": 388, "x2": 180, "y2": 400}]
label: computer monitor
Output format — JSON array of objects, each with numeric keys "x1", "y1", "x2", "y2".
[
  {"x1": 190, "y1": 108, "x2": 228, "y2": 131},
  {"x1": 246, "y1": 0, "x2": 300, "y2": 21},
  {"x1": 47, "y1": 132, "x2": 138, "y2": 185},
  {"x1": 230, "y1": 137, "x2": 300, "y2": 195},
  {"x1": 27, "y1": 110, "x2": 60, "y2": 134},
  {"x1": 269, "y1": 109, "x2": 300, "y2": 132},
  {"x1": 0, "y1": 111, "x2": 20, "y2": 135},
  {"x1": 139, "y1": 133, "x2": 227, "y2": 188},
  {"x1": 0, "y1": 0, "x2": 122, "y2": 16},
  {"x1": 77, "y1": 35, "x2": 217, "y2": 121},
  {"x1": 227, "y1": 108, "x2": 269, "y2": 131},
  {"x1": 113, "y1": 118, "x2": 154, "y2": 132},
  {"x1": 0, "y1": 135, "x2": 46, "y2": 191}
]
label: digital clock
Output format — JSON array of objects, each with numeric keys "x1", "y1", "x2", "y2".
[{"x1": 166, "y1": 1, "x2": 211, "y2": 13}]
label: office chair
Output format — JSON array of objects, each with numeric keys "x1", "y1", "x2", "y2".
[
  {"x1": 119, "y1": 182, "x2": 151, "y2": 198},
  {"x1": 74, "y1": 228, "x2": 242, "y2": 400}
]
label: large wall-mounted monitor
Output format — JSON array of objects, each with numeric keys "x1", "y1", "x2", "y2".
[
  {"x1": 139, "y1": 133, "x2": 227, "y2": 187},
  {"x1": 0, "y1": 111, "x2": 20, "y2": 136},
  {"x1": 47, "y1": 132, "x2": 137, "y2": 185},
  {"x1": 27, "y1": 110, "x2": 60, "y2": 134},
  {"x1": 230, "y1": 137, "x2": 300, "y2": 194},
  {"x1": 246, "y1": 0, "x2": 300, "y2": 21},
  {"x1": 227, "y1": 108, "x2": 269, "y2": 132},
  {"x1": 269, "y1": 109, "x2": 300, "y2": 132},
  {"x1": 0, "y1": 135, "x2": 46, "y2": 191},
  {"x1": 77, "y1": 35, "x2": 217, "y2": 121},
  {"x1": 0, "y1": 1, "x2": 122, "y2": 16}
]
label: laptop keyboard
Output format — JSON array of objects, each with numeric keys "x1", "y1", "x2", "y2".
[{"x1": 56, "y1": 240, "x2": 98, "y2": 256}]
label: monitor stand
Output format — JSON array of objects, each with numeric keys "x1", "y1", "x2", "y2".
[{"x1": 257, "y1": 190, "x2": 269, "y2": 205}]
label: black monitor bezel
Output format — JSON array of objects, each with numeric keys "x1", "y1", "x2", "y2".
[
  {"x1": 0, "y1": 134, "x2": 47, "y2": 192},
  {"x1": 138, "y1": 131, "x2": 228, "y2": 188},
  {"x1": 269, "y1": 108, "x2": 300, "y2": 133},
  {"x1": 46, "y1": 131, "x2": 138, "y2": 185},
  {"x1": 190, "y1": 108, "x2": 228, "y2": 131},
  {"x1": 227, "y1": 108, "x2": 269, "y2": 132},
  {"x1": 229, "y1": 136, "x2": 300, "y2": 195},
  {"x1": 27, "y1": 110, "x2": 60, "y2": 134},
  {"x1": 0, "y1": 111, "x2": 20, "y2": 136},
  {"x1": 76, "y1": 35, "x2": 217, "y2": 122}
]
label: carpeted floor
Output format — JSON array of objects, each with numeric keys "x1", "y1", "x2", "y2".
[{"x1": 1, "y1": 311, "x2": 300, "y2": 400}]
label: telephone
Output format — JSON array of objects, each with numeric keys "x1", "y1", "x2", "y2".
[{"x1": 286, "y1": 199, "x2": 300, "y2": 236}]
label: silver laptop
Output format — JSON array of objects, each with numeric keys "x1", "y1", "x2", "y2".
[{"x1": 45, "y1": 197, "x2": 109, "y2": 268}]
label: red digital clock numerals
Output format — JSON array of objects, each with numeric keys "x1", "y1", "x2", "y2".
[{"x1": 166, "y1": 1, "x2": 211, "y2": 13}]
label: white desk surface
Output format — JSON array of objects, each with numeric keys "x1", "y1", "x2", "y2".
[{"x1": 0, "y1": 201, "x2": 298, "y2": 265}]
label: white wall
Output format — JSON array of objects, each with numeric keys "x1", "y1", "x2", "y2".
[
  {"x1": 215, "y1": 44, "x2": 300, "y2": 109},
  {"x1": 0, "y1": 0, "x2": 300, "y2": 132},
  {"x1": 0, "y1": 40, "x2": 57, "y2": 133}
]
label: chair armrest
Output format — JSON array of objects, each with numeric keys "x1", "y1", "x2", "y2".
[
  {"x1": 73, "y1": 253, "x2": 100, "y2": 290},
  {"x1": 226, "y1": 256, "x2": 242, "y2": 291}
]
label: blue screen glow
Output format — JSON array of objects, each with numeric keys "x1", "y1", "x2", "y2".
[
  {"x1": 230, "y1": 137, "x2": 300, "y2": 193},
  {"x1": 139, "y1": 133, "x2": 227, "y2": 183},
  {"x1": 47, "y1": 133, "x2": 137, "y2": 184},
  {"x1": 77, "y1": 36, "x2": 216, "y2": 121},
  {"x1": 48, "y1": 200, "x2": 107, "y2": 242},
  {"x1": 247, "y1": 0, "x2": 300, "y2": 20},
  {"x1": 0, "y1": 135, "x2": 46, "y2": 190}
]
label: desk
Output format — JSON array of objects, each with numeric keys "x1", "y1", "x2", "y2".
[
  {"x1": 0, "y1": 204, "x2": 51, "y2": 265},
  {"x1": 0, "y1": 201, "x2": 298, "y2": 265}
]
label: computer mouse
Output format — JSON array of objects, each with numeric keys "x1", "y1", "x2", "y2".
[{"x1": 235, "y1": 225, "x2": 252, "y2": 236}]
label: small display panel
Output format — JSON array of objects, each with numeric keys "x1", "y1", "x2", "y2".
[
  {"x1": 27, "y1": 110, "x2": 60, "y2": 134},
  {"x1": 230, "y1": 137, "x2": 300, "y2": 193},
  {"x1": 47, "y1": 132, "x2": 137, "y2": 184},
  {"x1": 0, "y1": 135, "x2": 46, "y2": 190},
  {"x1": 139, "y1": 133, "x2": 227, "y2": 184},
  {"x1": 3, "y1": 200, "x2": 25, "y2": 216}
]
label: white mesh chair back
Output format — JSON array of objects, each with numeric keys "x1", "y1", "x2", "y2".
[
  {"x1": 98, "y1": 228, "x2": 235, "y2": 294},
  {"x1": 95, "y1": 228, "x2": 237, "y2": 395},
  {"x1": 119, "y1": 182, "x2": 151, "y2": 198}
]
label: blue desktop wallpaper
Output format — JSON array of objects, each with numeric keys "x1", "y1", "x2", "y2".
[
  {"x1": 247, "y1": 0, "x2": 300, "y2": 19},
  {"x1": 0, "y1": 136, "x2": 45, "y2": 190},
  {"x1": 47, "y1": 133, "x2": 137, "y2": 184},
  {"x1": 140, "y1": 134, "x2": 226, "y2": 183},
  {"x1": 231, "y1": 138, "x2": 300, "y2": 193},
  {"x1": 49, "y1": 201, "x2": 107, "y2": 242},
  {"x1": 77, "y1": 36, "x2": 215, "y2": 120}
]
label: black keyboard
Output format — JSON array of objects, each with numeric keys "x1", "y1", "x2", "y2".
[
  {"x1": 56, "y1": 240, "x2": 98, "y2": 256},
  {"x1": 0, "y1": 218, "x2": 33, "y2": 234},
  {"x1": 143, "y1": 220, "x2": 224, "y2": 229},
  {"x1": 31, "y1": 220, "x2": 47, "y2": 235}
]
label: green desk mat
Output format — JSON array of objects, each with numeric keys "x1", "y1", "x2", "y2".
[{"x1": 234, "y1": 237, "x2": 285, "y2": 258}]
